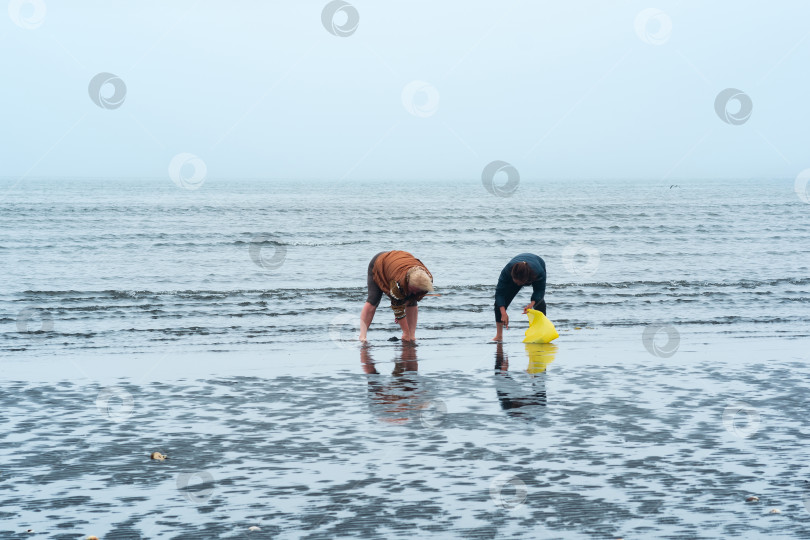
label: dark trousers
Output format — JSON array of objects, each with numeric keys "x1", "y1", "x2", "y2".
[
  {"x1": 366, "y1": 252, "x2": 385, "y2": 306},
  {"x1": 494, "y1": 284, "x2": 546, "y2": 322}
]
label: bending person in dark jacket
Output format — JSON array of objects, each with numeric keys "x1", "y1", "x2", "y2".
[{"x1": 492, "y1": 253, "x2": 547, "y2": 342}]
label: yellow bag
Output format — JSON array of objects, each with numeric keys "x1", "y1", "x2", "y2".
[
  {"x1": 525, "y1": 343, "x2": 558, "y2": 374},
  {"x1": 523, "y1": 309, "x2": 559, "y2": 343}
]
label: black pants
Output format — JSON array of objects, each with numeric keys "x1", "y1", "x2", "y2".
[
  {"x1": 494, "y1": 283, "x2": 546, "y2": 322},
  {"x1": 366, "y1": 252, "x2": 385, "y2": 307}
]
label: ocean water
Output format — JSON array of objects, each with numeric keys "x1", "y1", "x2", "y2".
[
  {"x1": 2, "y1": 178, "x2": 810, "y2": 539},
  {"x1": 1, "y1": 177, "x2": 808, "y2": 354}
]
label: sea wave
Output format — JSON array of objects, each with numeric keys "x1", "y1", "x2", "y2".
[{"x1": 8, "y1": 276, "x2": 809, "y2": 300}]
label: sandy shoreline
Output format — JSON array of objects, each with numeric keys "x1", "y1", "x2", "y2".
[
  {"x1": 1, "y1": 327, "x2": 806, "y2": 381},
  {"x1": 2, "y1": 332, "x2": 809, "y2": 538}
]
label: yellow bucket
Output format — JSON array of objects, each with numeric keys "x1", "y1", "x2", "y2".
[{"x1": 523, "y1": 309, "x2": 559, "y2": 344}]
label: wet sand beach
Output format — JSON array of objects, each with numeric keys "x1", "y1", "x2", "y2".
[{"x1": 2, "y1": 331, "x2": 809, "y2": 539}]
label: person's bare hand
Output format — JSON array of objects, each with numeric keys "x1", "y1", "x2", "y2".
[
  {"x1": 502, "y1": 312, "x2": 509, "y2": 329},
  {"x1": 522, "y1": 301, "x2": 534, "y2": 314}
]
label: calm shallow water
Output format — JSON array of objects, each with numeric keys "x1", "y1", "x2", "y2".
[{"x1": 1, "y1": 339, "x2": 810, "y2": 539}]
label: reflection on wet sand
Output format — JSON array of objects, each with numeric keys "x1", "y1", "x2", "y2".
[
  {"x1": 525, "y1": 343, "x2": 558, "y2": 374},
  {"x1": 361, "y1": 344, "x2": 432, "y2": 425},
  {"x1": 494, "y1": 342, "x2": 558, "y2": 417}
]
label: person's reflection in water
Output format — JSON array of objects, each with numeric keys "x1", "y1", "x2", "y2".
[
  {"x1": 361, "y1": 343, "x2": 427, "y2": 424},
  {"x1": 494, "y1": 342, "x2": 557, "y2": 418}
]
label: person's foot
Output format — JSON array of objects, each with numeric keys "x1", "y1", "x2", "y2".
[{"x1": 491, "y1": 336, "x2": 503, "y2": 342}]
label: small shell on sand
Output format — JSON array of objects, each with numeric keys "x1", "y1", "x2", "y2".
[
  {"x1": 248, "y1": 526, "x2": 261, "y2": 531},
  {"x1": 87, "y1": 536, "x2": 100, "y2": 540},
  {"x1": 150, "y1": 451, "x2": 168, "y2": 461},
  {"x1": 769, "y1": 508, "x2": 781, "y2": 514},
  {"x1": 746, "y1": 496, "x2": 759, "y2": 502}
]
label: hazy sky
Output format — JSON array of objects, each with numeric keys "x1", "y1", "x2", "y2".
[{"x1": 2, "y1": 1, "x2": 809, "y2": 181}]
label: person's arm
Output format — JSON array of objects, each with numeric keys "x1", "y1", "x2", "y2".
[
  {"x1": 391, "y1": 301, "x2": 413, "y2": 340},
  {"x1": 389, "y1": 281, "x2": 413, "y2": 339},
  {"x1": 529, "y1": 273, "x2": 546, "y2": 310},
  {"x1": 391, "y1": 299, "x2": 407, "y2": 321},
  {"x1": 499, "y1": 306, "x2": 509, "y2": 328}
]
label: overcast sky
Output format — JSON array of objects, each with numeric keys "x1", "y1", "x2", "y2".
[{"x1": 2, "y1": 1, "x2": 809, "y2": 182}]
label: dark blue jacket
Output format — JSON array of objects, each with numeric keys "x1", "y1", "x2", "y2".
[{"x1": 495, "y1": 253, "x2": 546, "y2": 307}]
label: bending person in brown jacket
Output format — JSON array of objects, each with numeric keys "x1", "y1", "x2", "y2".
[{"x1": 359, "y1": 250, "x2": 434, "y2": 342}]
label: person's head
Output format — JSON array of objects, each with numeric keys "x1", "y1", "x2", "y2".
[
  {"x1": 511, "y1": 261, "x2": 536, "y2": 286},
  {"x1": 407, "y1": 267, "x2": 434, "y2": 295}
]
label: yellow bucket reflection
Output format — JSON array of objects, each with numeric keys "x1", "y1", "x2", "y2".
[
  {"x1": 525, "y1": 343, "x2": 558, "y2": 374},
  {"x1": 523, "y1": 309, "x2": 559, "y2": 343}
]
